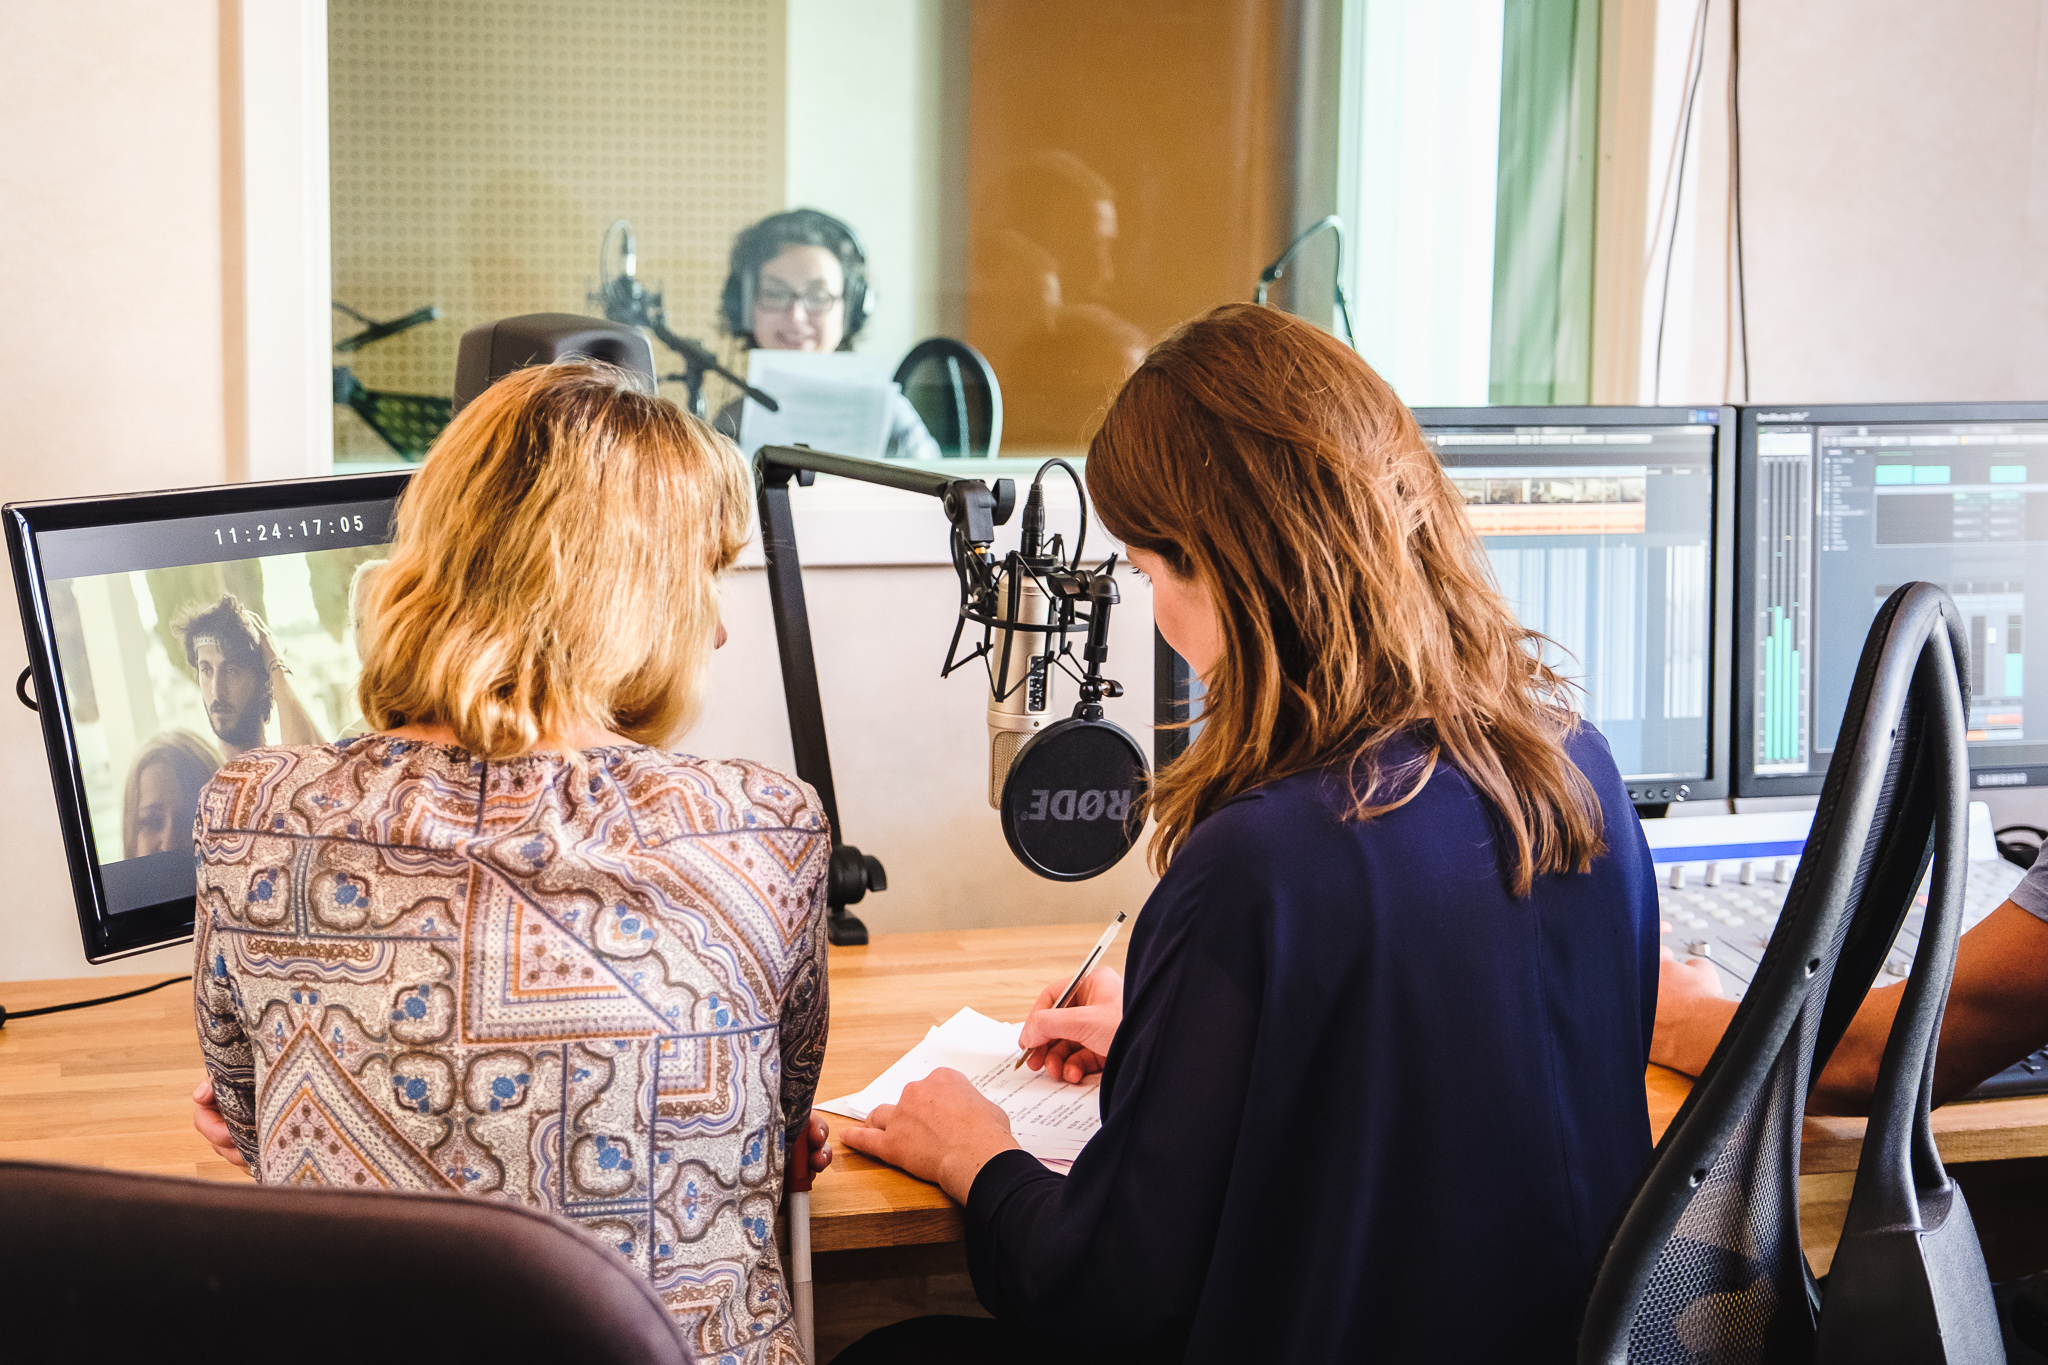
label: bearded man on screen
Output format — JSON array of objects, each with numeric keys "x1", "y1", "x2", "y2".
[{"x1": 170, "y1": 594, "x2": 321, "y2": 759}]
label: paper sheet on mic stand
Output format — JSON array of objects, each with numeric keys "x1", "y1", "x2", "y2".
[{"x1": 817, "y1": 1008, "x2": 1099, "y2": 1171}]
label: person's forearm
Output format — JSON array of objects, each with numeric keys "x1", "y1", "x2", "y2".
[
  {"x1": 1651, "y1": 995, "x2": 1738, "y2": 1077},
  {"x1": 1810, "y1": 902, "x2": 2048, "y2": 1115},
  {"x1": 1805, "y1": 980, "x2": 1904, "y2": 1116},
  {"x1": 272, "y1": 675, "x2": 322, "y2": 746}
]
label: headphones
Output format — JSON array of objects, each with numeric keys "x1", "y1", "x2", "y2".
[{"x1": 720, "y1": 208, "x2": 871, "y2": 347}]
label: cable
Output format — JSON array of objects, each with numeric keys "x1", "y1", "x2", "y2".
[
  {"x1": 1653, "y1": 0, "x2": 1712, "y2": 406},
  {"x1": 0, "y1": 974, "x2": 191, "y2": 1029},
  {"x1": 1640, "y1": 0, "x2": 1706, "y2": 282},
  {"x1": 1033, "y1": 458, "x2": 1088, "y2": 570},
  {"x1": 1729, "y1": 0, "x2": 1749, "y2": 400}
]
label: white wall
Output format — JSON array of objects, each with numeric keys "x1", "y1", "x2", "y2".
[
  {"x1": 1736, "y1": 0, "x2": 2048, "y2": 405},
  {"x1": 784, "y1": 0, "x2": 948, "y2": 365},
  {"x1": 0, "y1": 0, "x2": 232, "y2": 981},
  {"x1": 1644, "y1": 0, "x2": 2048, "y2": 407}
]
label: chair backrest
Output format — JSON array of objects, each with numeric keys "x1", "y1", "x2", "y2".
[
  {"x1": 894, "y1": 336, "x2": 1003, "y2": 458},
  {"x1": 0, "y1": 1159, "x2": 693, "y2": 1364},
  {"x1": 1579, "y1": 582, "x2": 1998, "y2": 1364}
]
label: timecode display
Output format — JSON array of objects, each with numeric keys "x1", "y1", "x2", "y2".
[
  {"x1": 211, "y1": 514, "x2": 370, "y2": 547},
  {"x1": 37, "y1": 496, "x2": 401, "y2": 584}
]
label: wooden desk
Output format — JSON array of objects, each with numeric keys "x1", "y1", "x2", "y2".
[
  {"x1": 6, "y1": 926, "x2": 2048, "y2": 1313},
  {"x1": 0, "y1": 924, "x2": 1140, "y2": 1210}
]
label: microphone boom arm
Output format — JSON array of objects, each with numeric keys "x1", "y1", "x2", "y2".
[
  {"x1": 755, "y1": 445, "x2": 1016, "y2": 945},
  {"x1": 648, "y1": 317, "x2": 780, "y2": 413}
]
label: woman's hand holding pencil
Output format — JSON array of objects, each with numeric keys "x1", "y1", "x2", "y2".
[{"x1": 1017, "y1": 965, "x2": 1125, "y2": 1083}]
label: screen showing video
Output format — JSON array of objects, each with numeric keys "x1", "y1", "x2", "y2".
[{"x1": 36, "y1": 498, "x2": 398, "y2": 915}]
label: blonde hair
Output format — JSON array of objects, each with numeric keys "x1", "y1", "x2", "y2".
[
  {"x1": 1087, "y1": 305, "x2": 1605, "y2": 896},
  {"x1": 356, "y1": 361, "x2": 750, "y2": 758}
]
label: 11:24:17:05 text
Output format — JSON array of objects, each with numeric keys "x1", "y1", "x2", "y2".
[{"x1": 212, "y1": 516, "x2": 368, "y2": 547}]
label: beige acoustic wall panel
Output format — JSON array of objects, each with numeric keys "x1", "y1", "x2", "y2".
[{"x1": 328, "y1": 0, "x2": 785, "y2": 461}]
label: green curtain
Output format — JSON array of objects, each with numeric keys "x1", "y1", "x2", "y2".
[{"x1": 1489, "y1": 0, "x2": 1601, "y2": 405}]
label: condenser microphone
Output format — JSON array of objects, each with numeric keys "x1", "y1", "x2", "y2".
[
  {"x1": 590, "y1": 219, "x2": 779, "y2": 414},
  {"x1": 598, "y1": 219, "x2": 657, "y2": 332},
  {"x1": 987, "y1": 482, "x2": 1061, "y2": 806},
  {"x1": 939, "y1": 456, "x2": 1148, "y2": 879},
  {"x1": 987, "y1": 570, "x2": 1056, "y2": 807},
  {"x1": 993, "y1": 478, "x2": 1144, "y2": 879}
]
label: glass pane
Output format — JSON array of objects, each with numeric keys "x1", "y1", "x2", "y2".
[{"x1": 328, "y1": 0, "x2": 1303, "y2": 468}]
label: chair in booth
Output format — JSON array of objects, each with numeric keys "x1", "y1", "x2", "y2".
[
  {"x1": 894, "y1": 337, "x2": 1003, "y2": 459},
  {"x1": 0, "y1": 1159, "x2": 694, "y2": 1363},
  {"x1": 1578, "y1": 582, "x2": 2003, "y2": 1364}
]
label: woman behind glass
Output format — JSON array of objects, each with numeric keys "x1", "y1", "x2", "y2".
[
  {"x1": 191, "y1": 362, "x2": 832, "y2": 1361},
  {"x1": 838, "y1": 305, "x2": 1660, "y2": 1363},
  {"x1": 715, "y1": 207, "x2": 941, "y2": 460}
]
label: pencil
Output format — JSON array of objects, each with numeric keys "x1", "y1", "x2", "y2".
[{"x1": 1013, "y1": 910, "x2": 1127, "y2": 1070}]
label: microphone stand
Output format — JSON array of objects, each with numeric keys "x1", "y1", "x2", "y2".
[
  {"x1": 610, "y1": 291, "x2": 777, "y2": 419},
  {"x1": 588, "y1": 236, "x2": 777, "y2": 418},
  {"x1": 756, "y1": 444, "x2": 1015, "y2": 945}
]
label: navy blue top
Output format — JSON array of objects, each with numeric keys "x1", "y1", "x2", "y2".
[{"x1": 965, "y1": 726, "x2": 1659, "y2": 1363}]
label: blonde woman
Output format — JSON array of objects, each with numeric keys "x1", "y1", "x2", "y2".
[
  {"x1": 838, "y1": 306, "x2": 1660, "y2": 1364},
  {"x1": 190, "y1": 362, "x2": 832, "y2": 1361}
]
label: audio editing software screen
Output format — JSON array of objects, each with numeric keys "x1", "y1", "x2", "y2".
[
  {"x1": 1749, "y1": 413, "x2": 2048, "y2": 781},
  {"x1": 1424, "y1": 419, "x2": 1719, "y2": 783}
]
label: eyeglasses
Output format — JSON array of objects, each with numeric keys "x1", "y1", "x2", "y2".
[{"x1": 756, "y1": 282, "x2": 843, "y2": 316}]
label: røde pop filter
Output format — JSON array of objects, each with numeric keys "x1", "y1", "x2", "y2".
[
  {"x1": 999, "y1": 715, "x2": 1148, "y2": 881},
  {"x1": 452, "y1": 313, "x2": 656, "y2": 413}
]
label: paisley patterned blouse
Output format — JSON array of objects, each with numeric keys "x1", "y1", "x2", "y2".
[{"x1": 193, "y1": 737, "x2": 829, "y2": 1365}]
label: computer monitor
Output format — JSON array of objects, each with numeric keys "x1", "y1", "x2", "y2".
[
  {"x1": 6, "y1": 472, "x2": 409, "y2": 961},
  {"x1": 1735, "y1": 401, "x2": 2048, "y2": 797},
  {"x1": 1413, "y1": 406, "x2": 1737, "y2": 807}
]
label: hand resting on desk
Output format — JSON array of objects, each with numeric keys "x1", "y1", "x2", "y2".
[
  {"x1": 842, "y1": 966, "x2": 1123, "y2": 1199},
  {"x1": 1648, "y1": 930, "x2": 1736, "y2": 1080},
  {"x1": 841, "y1": 1069, "x2": 1023, "y2": 1203},
  {"x1": 1018, "y1": 965, "x2": 1123, "y2": 1083}
]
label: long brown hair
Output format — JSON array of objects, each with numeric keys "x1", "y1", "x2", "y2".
[
  {"x1": 1087, "y1": 304, "x2": 1604, "y2": 895},
  {"x1": 357, "y1": 361, "x2": 750, "y2": 758}
]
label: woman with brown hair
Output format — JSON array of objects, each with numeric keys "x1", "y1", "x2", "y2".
[
  {"x1": 839, "y1": 305, "x2": 1660, "y2": 1363},
  {"x1": 189, "y1": 361, "x2": 833, "y2": 1362},
  {"x1": 120, "y1": 729, "x2": 219, "y2": 858}
]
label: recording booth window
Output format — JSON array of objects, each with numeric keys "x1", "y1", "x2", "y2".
[{"x1": 325, "y1": 1, "x2": 1365, "y2": 473}]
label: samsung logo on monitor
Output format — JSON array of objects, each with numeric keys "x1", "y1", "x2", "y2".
[
  {"x1": 1976, "y1": 772, "x2": 2029, "y2": 787},
  {"x1": 1758, "y1": 412, "x2": 1811, "y2": 422}
]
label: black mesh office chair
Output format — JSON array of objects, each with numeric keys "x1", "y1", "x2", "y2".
[
  {"x1": 0, "y1": 1159, "x2": 693, "y2": 1363},
  {"x1": 894, "y1": 337, "x2": 1003, "y2": 458},
  {"x1": 1579, "y1": 583, "x2": 2002, "y2": 1363}
]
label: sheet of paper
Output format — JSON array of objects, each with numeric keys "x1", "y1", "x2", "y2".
[
  {"x1": 817, "y1": 1007, "x2": 1101, "y2": 1169},
  {"x1": 737, "y1": 350, "x2": 896, "y2": 459}
]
